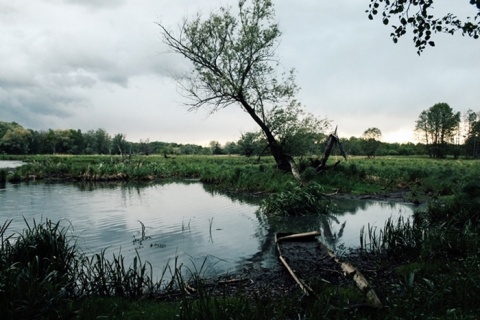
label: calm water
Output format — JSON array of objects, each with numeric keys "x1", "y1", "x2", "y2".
[
  {"x1": 0, "y1": 166, "x2": 418, "y2": 277},
  {"x1": 1, "y1": 181, "x2": 264, "y2": 276},
  {"x1": 0, "y1": 160, "x2": 25, "y2": 169}
]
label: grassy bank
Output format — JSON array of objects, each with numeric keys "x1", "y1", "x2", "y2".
[{"x1": 2, "y1": 154, "x2": 480, "y2": 198}]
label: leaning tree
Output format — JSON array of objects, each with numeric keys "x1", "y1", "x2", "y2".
[{"x1": 157, "y1": 0, "x2": 329, "y2": 173}]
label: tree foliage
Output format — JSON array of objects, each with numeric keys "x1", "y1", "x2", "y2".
[
  {"x1": 415, "y1": 102, "x2": 461, "y2": 158},
  {"x1": 367, "y1": 0, "x2": 480, "y2": 54}
]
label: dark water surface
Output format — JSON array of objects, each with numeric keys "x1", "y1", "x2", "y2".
[{"x1": 0, "y1": 179, "x2": 418, "y2": 277}]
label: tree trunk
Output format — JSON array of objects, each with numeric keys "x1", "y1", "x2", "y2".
[{"x1": 238, "y1": 97, "x2": 293, "y2": 172}]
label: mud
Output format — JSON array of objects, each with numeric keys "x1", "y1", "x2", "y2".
[{"x1": 177, "y1": 238, "x2": 403, "y2": 309}]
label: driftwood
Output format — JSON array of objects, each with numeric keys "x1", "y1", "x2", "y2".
[
  {"x1": 276, "y1": 231, "x2": 382, "y2": 308},
  {"x1": 277, "y1": 231, "x2": 321, "y2": 242}
]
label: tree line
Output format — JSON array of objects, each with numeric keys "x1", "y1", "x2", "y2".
[
  {"x1": 2, "y1": 111, "x2": 477, "y2": 159},
  {"x1": 0, "y1": 122, "x2": 210, "y2": 156}
]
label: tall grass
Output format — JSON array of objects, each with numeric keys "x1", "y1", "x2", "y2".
[
  {"x1": 0, "y1": 218, "x2": 78, "y2": 319},
  {"x1": 359, "y1": 216, "x2": 424, "y2": 256},
  {"x1": 0, "y1": 218, "x2": 192, "y2": 319}
]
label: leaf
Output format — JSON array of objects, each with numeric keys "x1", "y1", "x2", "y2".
[
  {"x1": 383, "y1": 18, "x2": 389, "y2": 25},
  {"x1": 428, "y1": 41, "x2": 435, "y2": 47}
]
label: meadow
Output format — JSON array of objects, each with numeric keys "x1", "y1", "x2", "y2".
[{"x1": 1, "y1": 154, "x2": 479, "y2": 319}]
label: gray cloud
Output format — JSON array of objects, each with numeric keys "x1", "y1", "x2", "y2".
[
  {"x1": 63, "y1": 0, "x2": 126, "y2": 9},
  {"x1": 0, "y1": 0, "x2": 478, "y2": 144}
]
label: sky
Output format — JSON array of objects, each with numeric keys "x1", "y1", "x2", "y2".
[{"x1": 1, "y1": 0, "x2": 479, "y2": 146}]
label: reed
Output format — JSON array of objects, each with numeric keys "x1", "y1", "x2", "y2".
[
  {"x1": 0, "y1": 218, "x2": 196, "y2": 318},
  {"x1": 359, "y1": 216, "x2": 423, "y2": 256}
]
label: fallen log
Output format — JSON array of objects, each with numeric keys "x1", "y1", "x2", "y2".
[
  {"x1": 275, "y1": 231, "x2": 383, "y2": 308},
  {"x1": 317, "y1": 241, "x2": 383, "y2": 308}
]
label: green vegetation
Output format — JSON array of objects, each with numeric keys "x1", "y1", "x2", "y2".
[
  {"x1": 259, "y1": 181, "x2": 332, "y2": 216},
  {"x1": 2, "y1": 154, "x2": 480, "y2": 199},
  {"x1": 356, "y1": 175, "x2": 480, "y2": 319},
  {"x1": 1, "y1": 155, "x2": 480, "y2": 318}
]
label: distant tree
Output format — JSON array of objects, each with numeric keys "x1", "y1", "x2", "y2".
[
  {"x1": 237, "y1": 132, "x2": 265, "y2": 157},
  {"x1": 361, "y1": 127, "x2": 382, "y2": 158},
  {"x1": 209, "y1": 140, "x2": 224, "y2": 155},
  {"x1": 83, "y1": 129, "x2": 111, "y2": 154},
  {"x1": 27, "y1": 130, "x2": 42, "y2": 154},
  {"x1": 464, "y1": 109, "x2": 480, "y2": 157},
  {"x1": 138, "y1": 138, "x2": 153, "y2": 155},
  {"x1": 367, "y1": 0, "x2": 480, "y2": 54},
  {"x1": 180, "y1": 144, "x2": 206, "y2": 155},
  {"x1": 68, "y1": 129, "x2": 85, "y2": 154},
  {"x1": 342, "y1": 136, "x2": 363, "y2": 156},
  {"x1": 95, "y1": 129, "x2": 112, "y2": 154},
  {"x1": 415, "y1": 103, "x2": 461, "y2": 158},
  {"x1": 158, "y1": 0, "x2": 314, "y2": 172},
  {"x1": 0, "y1": 126, "x2": 32, "y2": 154},
  {"x1": 224, "y1": 141, "x2": 240, "y2": 155},
  {"x1": 83, "y1": 130, "x2": 96, "y2": 154},
  {"x1": 0, "y1": 121, "x2": 22, "y2": 140},
  {"x1": 112, "y1": 133, "x2": 129, "y2": 156},
  {"x1": 44, "y1": 129, "x2": 60, "y2": 154}
]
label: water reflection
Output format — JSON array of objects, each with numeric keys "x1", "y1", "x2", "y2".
[
  {"x1": 0, "y1": 181, "x2": 264, "y2": 277},
  {"x1": 266, "y1": 199, "x2": 416, "y2": 251},
  {"x1": 0, "y1": 180, "x2": 417, "y2": 277},
  {"x1": 0, "y1": 160, "x2": 25, "y2": 169}
]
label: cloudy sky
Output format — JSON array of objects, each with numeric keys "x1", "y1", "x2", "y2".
[{"x1": 1, "y1": 0, "x2": 479, "y2": 146}]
